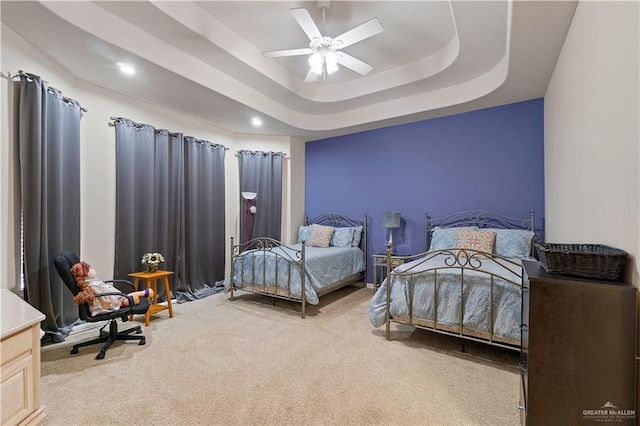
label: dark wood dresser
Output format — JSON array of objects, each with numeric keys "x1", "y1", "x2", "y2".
[{"x1": 520, "y1": 261, "x2": 637, "y2": 426}]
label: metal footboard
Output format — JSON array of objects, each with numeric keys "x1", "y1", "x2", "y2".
[
  {"x1": 229, "y1": 212, "x2": 368, "y2": 319},
  {"x1": 230, "y1": 237, "x2": 308, "y2": 317},
  {"x1": 384, "y1": 245, "x2": 524, "y2": 351}
]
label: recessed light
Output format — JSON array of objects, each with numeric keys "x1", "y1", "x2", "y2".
[
  {"x1": 251, "y1": 117, "x2": 262, "y2": 126},
  {"x1": 116, "y1": 62, "x2": 135, "y2": 75}
]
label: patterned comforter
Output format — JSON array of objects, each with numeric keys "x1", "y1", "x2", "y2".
[
  {"x1": 231, "y1": 244, "x2": 365, "y2": 305},
  {"x1": 368, "y1": 251, "x2": 523, "y2": 343}
]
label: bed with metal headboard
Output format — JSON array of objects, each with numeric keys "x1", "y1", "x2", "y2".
[
  {"x1": 369, "y1": 210, "x2": 542, "y2": 351},
  {"x1": 229, "y1": 212, "x2": 367, "y2": 318}
]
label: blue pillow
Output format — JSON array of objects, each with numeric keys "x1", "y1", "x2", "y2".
[
  {"x1": 331, "y1": 227, "x2": 355, "y2": 247},
  {"x1": 297, "y1": 225, "x2": 312, "y2": 243},
  {"x1": 484, "y1": 228, "x2": 534, "y2": 259},
  {"x1": 429, "y1": 226, "x2": 478, "y2": 251},
  {"x1": 351, "y1": 225, "x2": 363, "y2": 247}
]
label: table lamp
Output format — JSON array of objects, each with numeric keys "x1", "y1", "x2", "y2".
[{"x1": 382, "y1": 210, "x2": 401, "y2": 248}]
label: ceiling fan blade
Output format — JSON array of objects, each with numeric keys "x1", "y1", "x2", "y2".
[
  {"x1": 262, "y1": 48, "x2": 313, "y2": 58},
  {"x1": 337, "y1": 52, "x2": 374, "y2": 76},
  {"x1": 290, "y1": 8, "x2": 323, "y2": 41},
  {"x1": 333, "y1": 18, "x2": 384, "y2": 49},
  {"x1": 304, "y1": 69, "x2": 320, "y2": 83}
]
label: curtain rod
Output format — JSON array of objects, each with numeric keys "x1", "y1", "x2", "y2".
[
  {"x1": 235, "y1": 151, "x2": 288, "y2": 157},
  {"x1": 108, "y1": 116, "x2": 229, "y2": 150},
  {"x1": 15, "y1": 70, "x2": 88, "y2": 112}
]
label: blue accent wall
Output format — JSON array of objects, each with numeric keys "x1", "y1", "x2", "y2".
[{"x1": 305, "y1": 99, "x2": 545, "y2": 281}]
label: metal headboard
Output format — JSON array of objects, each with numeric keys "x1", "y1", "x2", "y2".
[
  {"x1": 304, "y1": 212, "x2": 368, "y2": 277},
  {"x1": 424, "y1": 210, "x2": 543, "y2": 252}
]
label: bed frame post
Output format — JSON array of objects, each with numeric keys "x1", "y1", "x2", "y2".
[
  {"x1": 529, "y1": 210, "x2": 536, "y2": 256},
  {"x1": 229, "y1": 237, "x2": 235, "y2": 301},
  {"x1": 363, "y1": 213, "x2": 368, "y2": 284},
  {"x1": 385, "y1": 241, "x2": 393, "y2": 340},
  {"x1": 301, "y1": 241, "x2": 306, "y2": 319},
  {"x1": 530, "y1": 210, "x2": 535, "y2": 232},
  {"x1": 424, "y1": 211, "x2": 429, "y2": 252}
]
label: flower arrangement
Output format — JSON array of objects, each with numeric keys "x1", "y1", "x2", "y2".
[{"x1": 141, "y1": 252, "x2": 165, "y2": 272}]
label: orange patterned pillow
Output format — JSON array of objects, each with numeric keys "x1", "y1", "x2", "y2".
[{"x1": 456, "y1": 229, "x2": 496, "y2": 253}]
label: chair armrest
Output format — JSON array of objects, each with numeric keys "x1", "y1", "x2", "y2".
[
  {"x1": 79, "y1": 290, "x2": 133, "y2": 321},
  {"x1": 105, "y1": 279, "x2": 135, "y2": 293},
  {"x1": 92, "y1": 291, "x2": 129, "y2": 299}
]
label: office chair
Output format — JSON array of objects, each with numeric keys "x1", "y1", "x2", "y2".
[{"x1": 54, "y1": 251, "x2": 149, "y2": 360}]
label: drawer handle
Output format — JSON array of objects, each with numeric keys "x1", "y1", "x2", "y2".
[
  {"x1": 516, "y1": 403, "x2": 525, "y2": 411},
  {"x1": 520, "y1": 324, "x2": 528, "y2": 331},
  {"x1": 521, "y1": 287, "x2": 529, "y2": 292}
]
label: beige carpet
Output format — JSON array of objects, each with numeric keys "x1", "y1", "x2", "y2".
[{"x1": 40, "y1": 286, "x2": 521, "y2": 425}]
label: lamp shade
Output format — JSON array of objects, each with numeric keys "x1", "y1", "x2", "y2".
[{"x1": 382, "y1": 211, "x2": 401, "y2": 229}]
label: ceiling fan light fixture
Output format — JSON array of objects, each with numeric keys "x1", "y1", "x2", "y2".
[
  {"x1": 308, "y1": 52, "x2": 323, "y2": 75},
  {"x1": 325, "y1": 51, "x2": 339, "y2": 74},
  {"x1": 116, "y1": 62, "x2": 135, "y2": 75}
]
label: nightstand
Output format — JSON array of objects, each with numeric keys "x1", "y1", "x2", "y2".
[{"x1": 372, "y1": 253, "x2": 419, "y2": 288}]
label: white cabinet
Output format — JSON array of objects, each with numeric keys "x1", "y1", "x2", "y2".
[{"x1": 1, "y1": 289, "x2": 46, "y2": 425}]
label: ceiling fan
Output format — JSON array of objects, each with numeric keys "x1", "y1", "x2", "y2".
[{"x1": 262, "y1": 0, "x2": 384, "y2": 82}]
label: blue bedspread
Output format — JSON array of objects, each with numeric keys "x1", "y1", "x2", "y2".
[
  {"x1": 368, "y1": 251, "x2": 523, "y2": 342},
  {"x1": 231, "y1": 244, "x2": 365, "y2": 305}
]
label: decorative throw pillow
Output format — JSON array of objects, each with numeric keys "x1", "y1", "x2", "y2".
[
  {"x1": 330, "y1": 227, "x2": 354, "y2": 247},
  {"x1": 306, "y1": 224, "x2": 335, "y2": 247},
  {"x1": 297, "y1": 225, "x2": 312, "y2": 244},
  {"x1": 455, "y1": 229, "x2": 496, "y2": 253},
  {"x1": 429, "y1": 226, "x2": 478, "y2": 251}
]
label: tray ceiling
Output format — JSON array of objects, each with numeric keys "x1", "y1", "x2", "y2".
[{"x1": 1, "y1": 1, "x2": 578, "y2": 140}]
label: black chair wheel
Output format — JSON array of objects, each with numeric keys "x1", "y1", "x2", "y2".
[
  {"x1": 96, "y1": 351, "x2": 105, "y2": 360},
  {"x1": 71, "y1": 347, "x2": 79, "y2": 354},
  {"x1": 139, "y1": 338, "x2": 146, "y2": 345}
]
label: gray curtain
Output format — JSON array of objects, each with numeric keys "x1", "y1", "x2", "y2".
[
  {"x1": 113, "y1": 118, "x2": 225, "y2": 303},
  {"x1": 238, "y1": 150, "x2": 284, "y2": 243},
  {"x1": 178, "y1": 137, "x2": 226, "y2": 302},
  {"x1": 17, "y1": 72, "x2": 83, "y2": 343}
]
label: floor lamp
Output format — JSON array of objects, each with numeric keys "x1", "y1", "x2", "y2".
[{"x1": 242, "y1": 192, "x2": 257, "y2": 243}]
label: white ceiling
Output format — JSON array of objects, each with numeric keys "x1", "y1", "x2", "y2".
[{"x1": 1, "y1": 1, "x2": 578, "y2": 141}]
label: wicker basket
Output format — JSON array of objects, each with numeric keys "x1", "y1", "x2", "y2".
[{"x1": 534, "y1": 243, "x2": 628, "y2": 281}]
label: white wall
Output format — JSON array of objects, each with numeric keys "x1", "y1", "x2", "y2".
[
  {"x1": 544, "y1": 0, "x2": 640, "y2": 283},
  {"x1": 1, "y1": 23, "x2": 304, "y2": 289}
]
